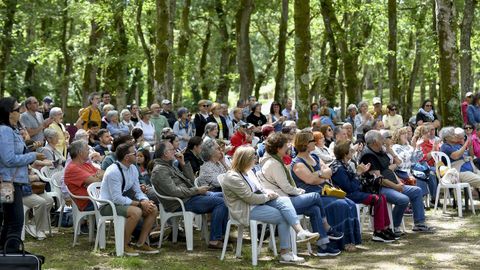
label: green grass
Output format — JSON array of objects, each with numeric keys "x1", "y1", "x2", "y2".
[{"x1": 24, "y1": 204, "x2": 480, "y2": 270}]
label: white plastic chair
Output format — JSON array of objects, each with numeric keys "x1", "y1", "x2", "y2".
[
  {"x1": 65, "y1": 185, "x2": 95, "y2": 246},
  {"x1": 50, "y1": 171, "x2": 66, "y2": 228},
  {"x1": 151, "y1": 185, "x2": 209, "y2": 251},
  {"x1": 356, "y1": 203, "x2": 405, "y2": 232},
  {"x1": 431, "y1": 151, "x2": 476, "y2": 217},
  {"x1": 87, "y1": 182, "x2": 126, "y2": 257},
  {"x1": 218, "y1": 174, "x2": 278, "y2": 266},
  {"x1": 290, "y1": 215, "x2": 312, "y2": 255}
]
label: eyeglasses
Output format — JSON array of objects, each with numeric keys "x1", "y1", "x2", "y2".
[
  {"x1": 465, "y1": 126, "x2": 474, "y2": 130},
  {"x1": 202, "y1": 104, "x2": 210, "y2": 107},
  {"x1": 390, "y1": 108, "x2": 397, "y2": 111},
  {"x1": 386, "y1": 136, "x2": 392, "y2": 139},
  {"x1": 12, "y1": 106, "x2": 21, "y2": 113},
  {"x1": 425, "y1": 104, "x2": 432, "y2": 107}
]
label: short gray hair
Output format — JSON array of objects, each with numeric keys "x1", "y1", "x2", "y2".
[
  {"x1": 43, "y1": 128, "x2": 58, "y2": 141},
  {"x1": 200, "y1": 139, "x2": 218, "y2": 161},
  {"x1": 49, "y1": 107, "x2": 63, "y2": 118},
  {"x1": 106, "y1": 110, "x2": 118, "y2": 121},
  {"x1": 69, "y1": 140, "x2": 88, "y2": 159},
  {"x1": 204, "y1": 122, "x2": 218, "y2": 136},
  {"x1": 357, "y1": 100, "x2": 368, "y2": 109},
  {"x1": 120, "y1": 109, "x2": 131, "y2": 121},
  {"x1": 364, "y1": 130, "x2": 383, "y2": 146},
  {"x1": 103, "y1": 104, "x2": 114, "y2": 112},
  {"x1": 74, "y1": 129, "x2": 88, "y2": 141},
  {"x1": 439, "y1": 126, "x2": 455, "y2": 142}
]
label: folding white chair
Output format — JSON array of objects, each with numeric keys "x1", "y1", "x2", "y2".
[{"x1": 65, "y1": 185, "x2": 95, "y2": 246}]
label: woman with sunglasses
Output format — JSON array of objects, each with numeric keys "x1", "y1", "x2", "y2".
[
  {"x1": 319, "y1": 125, "x2": 334, "y2": 148},
  {"x1": 383, "y1": 104, "x2": 403, "y2": 132},
  {"x1": 0, "y1": 97, "x2": 46, "y2": 252},
  {"x1": 267, "y1": 101, "x2": 286, "y2": 132},
  {"x1": 194, "y1": 100, "x2": 211, "y2": 137},
  {"x1": 416, "y1": 100, "x2": 439, "y2": 128}
]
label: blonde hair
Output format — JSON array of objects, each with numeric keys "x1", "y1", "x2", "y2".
[
  {"x1": 293, "y1": 130, "x2": 314, "y2": 153},
  {"x1": 231, "y1": 146, "x2": 256, "y2": 173},
  {"x1": 210, "y1": 102, "x2": 222, "y2": 113},
  {"x1": 392, "y1": 127, "x2": 408, "y2": 144}
]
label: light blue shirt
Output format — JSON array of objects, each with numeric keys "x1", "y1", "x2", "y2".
[
  {"x1": 100, "y1": 162, "x2": 148, "y2": 206},
  {"x1": 106, "y1": 122, "x2": 130, "y2": 138},
  {"x1": 0, "y1": 126, "x2": 36, "y2": 184},
  {"x1": 281, "y1": 108, "x2": 298, "y2": 122}
]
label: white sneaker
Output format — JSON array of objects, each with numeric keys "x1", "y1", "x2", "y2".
[
  {"x1": 280, "y1": 252, "x2": 305, "y2": 264},
  {"x1": 36, "y1": 231, "x2": 47, "y2": 241},
  {"x1": 296, "y1": 230, "x2": 319, "y2": 243}
]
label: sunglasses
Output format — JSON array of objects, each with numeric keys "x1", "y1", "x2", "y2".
[
  {"x1": 425, "y1": 104, "x2": 432, "y2": 107},
  {"x1": 465, "y1": 126, "x2": 474, "y2": 130},
  {"x1": 390, "y1": 108, "x2": 397, "y2": 111},
  {"x1": 12, "y1": 106, "x2": 21, "y2": 113},
  {"x1": 202, "y1": 104, "x2": 210, "y2": 107}
]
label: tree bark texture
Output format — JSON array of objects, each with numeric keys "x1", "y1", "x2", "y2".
[
  {"x1": 460, "y1": 0, "x2": 476, "y2": 96},
  {"x1": 236, "y1": 0, "x2": 255, "y2": 102},
  {"x1": 294, "y1": 0, "x2": 311, "y2": 129},
  {"x1": 136, "y1": 0, "x2": 155, "y2": 104},
  {"x1": 82, "y1": 0, "x2": 102, "y2": 106},
  {"x1": 200, "y1": 22, "x2": 211, "y2": 100},
  {"x1": 388, "y1": 0, "x2": 399, "y2": 105},
  {"x1": 274, "y1": 0, "x2": 288, "y2": 103},
  {"x1": 155, "y1": 0, "x2": 169, "y2": 102},
  {"x1": 60, "y1": 0, "x2": 72, "y2": 111},
  {"x1": 436, "y1": 0, "x2": 460, "y2": 126},
  {"x1": 215, "y1": 0, "x2": 232, "y2": 103},
  {"x1": 166, "y1": 0, "x2": 176, "y2": 99},
  {"x1": 0, "y1": 0, "x2": 17, "y2": 98},
  {"x1": 174, "y1": 0, "x2": 191, "y2": 106},
  {"x1": 320, "y1": 5, "x2": 338, "y2": 107}
]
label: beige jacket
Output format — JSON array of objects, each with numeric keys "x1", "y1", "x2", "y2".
[
  {"x1": 221, "y1": 170, "x2": 269, "y2": 226},
  {"x1": 258, "y1": 153, "x2": 304, "y2": 197}
]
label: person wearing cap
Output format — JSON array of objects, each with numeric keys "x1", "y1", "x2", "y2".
[
  {"x1": 135, "y1": 108, "x2": 156, "y2": 145},
  {"x1": 462, "y1": 92, "x2": 473, "y2": 125},
  {"x1": 160, "y1": 99, "x2": 176, "y2": 128},
  {"x1": 207, "y1": 102, "x2": 229, "y2": 140},
  {"x1": 370, "y1": 97, "x2": 384, "y2": 121},
  {"x1": 150, "y1": 103, "x2": 169, "y2": 141},
  {"x1": 227, "y1": 120, "x2": 253, "y2": 156},
  {"x1": 344, "y1": 104, "x2": 357, "y2": 129},
  {"x1": 75, "y1": 92, "x2": 102, "y2": 130},
  {"x1": 41, "y1": 96, "x2": 53, "y2": 120},
  {"x1": 194, "y1": 99, "x2": 211, "y2": 137},
  {"x1": 20, "y1": 96, "x2": 54, "y2": 143},
  {"x1": 383, "y1": 104, "x2": 403, "y2": 132}
]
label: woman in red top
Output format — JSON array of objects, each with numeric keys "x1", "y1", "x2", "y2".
[{"x1": 414, "y1": 125, "x2": 440, "y2": 167}]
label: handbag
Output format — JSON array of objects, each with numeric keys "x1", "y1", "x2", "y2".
[
  {"x1": 31, "y1": 181, "x2": 46, "y2": 195},
  {"x1": 360, "y1": 175, "x2": 383, "y2": 194},
  {"x1": 322, "y1": 182, "x2": 346, "y2": 199},
  {"x1": 0, "y1": 168, "x2": 19, "y2": 204},
  {"x1": 0, "y1": 237, "x2": 44, "y2": 270}
]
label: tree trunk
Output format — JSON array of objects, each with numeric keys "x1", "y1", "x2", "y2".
[
  {"x1": 105, "y1": 2, "x2": 128, "y2": 109},
  {"x1": 127, "y1": 67, "x2": 142, "y2": 105},
  {"x1": 0, "y1": 0, "x2": 17, "y2": 98},
  {"x1": 23, "y1": 22, "x2": 36, "y2": 97},
  {"x1": 236, "y1": 0, "x2": 255, "y2": 102},
  {"x1": 200, "y1": 22, "x2": 212, "y2": 100},
  {"x1": 338, "y1": 62, "x2": 346, "y2": 119},
  {"x1": 274, "y1": 0, "x2": 288, "y2": 103},
  {"x1": 375, "y1": 63, "x2": 383, "y2": 99},
  {"x1": 419, "y1": 75, "x2": 426, "y2": 107},
  {"x1": 166, "y1": 0, "x2": 176, "y2": 99},
  {"x1": 155, "y1": 0, "x2": 169, "y2": 102},
  {"x1": 174, "y1": 0, "x2": 191, "y2": 106},
  {"x1": 460, "y1": 0, "x2": 476, "y2": 96},
  {"x1": 60, "y1": 0, "x2": 72, "y2": 111},
  {"x1": 215, "y1": 0, "x2": 232, "y2": 103},
  {"x1": 436, "y1": 0, "x2": 460, "y2": 126},
  {"x1": 136, "y1": 0, "x2": 155, "y2": 102},
  {"x1": 320, "y1": 3, "x2": 338, "y2": 107},
  {"x1": 82, "y1": 0, "x2": 102, "y2": 106},
  {"x1": 388, "y1": 0, "x2": 399, "y2": 105},
  {"x1": 294, "y1": 0, "x2": 311, "y2": 128}
]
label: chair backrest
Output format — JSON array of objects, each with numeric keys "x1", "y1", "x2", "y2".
[
  {"x1": 86, "y1": 182, "x2": 103, "y2": 210},
  {"x1": 150, "y1": 184, "x2": 180, "y2": 214},
  {"x1": 65, "y1": 184, "x2": 91, "y2": 213},
  {"x1": 430, "y1": 151, "x2": 451, "y2": 179},
  {"x1": 41, "y1": 166, "x2": 63, "y2": 179}
]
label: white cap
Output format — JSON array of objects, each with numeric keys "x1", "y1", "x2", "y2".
[
  {"x1": 466, "y1": 92, "x2": 473, "y2": 98},
  {"x1": 372, "y1": 97, "x2": 381, "y2": 105}
]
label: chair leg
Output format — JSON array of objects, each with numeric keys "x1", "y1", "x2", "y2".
[
  {"x1": 158, "y1": 219, "x2": 168, "y2": 248},
  {"x1": 468, "y1": 187, "x2": 476, "y2": 215},
  {"x1": 202, "y1": 214, "x2": 209, "y2": 245},
  {"x1": 356, "y1": 205, "x2": 363, "y2": 234},
  {"x1": 88, "y1": 215, "x2": 95, "y2": 243},
  {"x1": 235, "y1": 225, "x2": 244, "y2": 258},
  {"x1": 220, "y1": 221, "x2": 231, "y2": 261},
  {"x1": 250, "y1": 221, "x2": 258, "y2": 266},
  {"x1": 434, "y1": 186, "x2": 441, "y2": 213},
  {"x1": 114, "y1": 218, "x2": 125, "y2": 257},
  {"x1": 455, "y1": 187, "x2": 463, "y2": 218},
  {"x1": 184, "y1": 214, "x2": 194, "y2": 251},
  {"x1": 73, "y1": 216, "x2": 80, "y2": 247},
  {"x1": 387, "y1": 204, "x2": 394, "y2": 231},
  {"x1": 57, "y1": 205, "x2": 64, "y2": 229},
  {"x1": 290, "y1": 227, "x2": 297, "y2": 255},
  {"x1": 257, "y1": 224, "x2": 266, "y2": 254},
  {"x1": 171, "y1": 218, "x2": 178, "y2": 244},
  {"x1": 269, "y1": 224, "x2": 277, "y2": 257},
  {"x1": 443, "y1": 188, "x2": 448, "y2": 214}
]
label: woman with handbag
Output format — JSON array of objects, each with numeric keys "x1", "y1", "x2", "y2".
[
  {"x1": 22, "y1": 169, "x2": 54, "y2": 240},
  {"x1": 330, "y1": 140, "x2": 395, "y2": 242},
  {"x1": 258, "y1": 133, "x2": 343, "y2": 256},
  {"x1": 290, "y1": 130, "x2": 361, "y2": 251},
  {"x1": 0, "y1": 97, "x2": 46, "y2": 252}
]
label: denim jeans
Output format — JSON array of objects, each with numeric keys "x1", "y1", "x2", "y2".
[
  {"x1": 416, "y1": 174, "x2": 437, "y2": 199},
  {"x1": 380, "y1": 185, "x2": 425, "y2": 227},
  {"x1": 289, "y1": 193, "x2": 329, "y2": 245},
  {"x1": 250, "y1": 197, "x2": 299, "y2": 250},
  {"x1": 182, "y1": 192, "x2": 228, "y2": 241},
  {"x1": 0, "y1": 183, "x2": 24, "y2": 252}
]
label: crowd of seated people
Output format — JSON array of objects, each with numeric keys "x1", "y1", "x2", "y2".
[{"x1": 8, "y1": 91, "x2": 480, "y2": 265}]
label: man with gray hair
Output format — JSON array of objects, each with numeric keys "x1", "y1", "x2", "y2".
[
  {"x1": 20, "y1": 96, "x2": 54, "y2": 143},
  {"x1": 360, "y1": 130, "x2": 435, "y2": 235}
]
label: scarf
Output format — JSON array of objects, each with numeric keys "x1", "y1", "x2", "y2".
[
  {"x1": 330, "y1": 159, "x2": 356, "y2": 178},
  {"x1": 271, "y1": 154, "x2": 296, "y2": 187},
  {"x1": 418, "y1": 108, "x2": 435, "y2": 121}
]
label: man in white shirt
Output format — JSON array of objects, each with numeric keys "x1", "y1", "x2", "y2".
[
  {"x1": 100, "y1": 143, "x2": 159, "y2": 256},
  {"x1": 282, "y1": 98, "x2": 298, "y2": 122}
]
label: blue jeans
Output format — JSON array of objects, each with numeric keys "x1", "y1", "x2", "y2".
[
  {"x1": 416, "y1": 174, "x2": 437, "y2": 199},
  {"x1": 250, "y1": 197, "x2": 299, "y2": 250},
  {"x1": 182, "y1": 192, "x2": 228, "y2": 241},
  {"x1": 0, "y1": 184, "x2": 24, "y2": 252},
  {"x1": 289, "y1": 193, "x2": 329, "y2": 245},
  {"x1": 380, "y1": 185, "x2": 425, "y2": 227}
]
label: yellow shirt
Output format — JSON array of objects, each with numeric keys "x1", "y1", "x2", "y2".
[
  {"x1": 48, "y1": 122, "x2": 68, "y2": 158},
  {"x1": 80, "y1": 106, "x2": 101, "y2": 130}
]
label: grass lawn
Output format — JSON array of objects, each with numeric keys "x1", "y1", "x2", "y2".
[{"x1": 25, "y1": 205, "x2": 480, "y2": 270}]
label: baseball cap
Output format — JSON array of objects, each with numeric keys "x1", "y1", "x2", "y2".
[
  {"x1": 372, "y1": 97, "x2": 381, "y2": 105},
  {"x1": 162, "y1": 99, "x2": 172, "y2": 105},
  {"x1": 43, "y1": 96, "x2": 53, "y2": 104},
  {"x1": 466, "y1": 92, "x2": 473, "y2": 98}
]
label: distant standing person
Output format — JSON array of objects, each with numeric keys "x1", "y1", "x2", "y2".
[
  {"x1": 20, "y1": 96, "x2": 54, "y2": 144},
  {"x1": 462, "y1": 92, "x2": 473, "y2": 125},
  {"x1": 150, "y1": 103, "x2": 169, "y2": 141},
  {"x1": 75, "y1": 92, "x2": 102, "y2": 130},
  {"x1": 282, "y1": 98, "x2": 298, "y2": 122},
  {"x1": 161, "y1": 99, "x2": 176, "y2": 128},
  {"x1": 194, "y1": 100, "x2": 211, "y2": 137}
]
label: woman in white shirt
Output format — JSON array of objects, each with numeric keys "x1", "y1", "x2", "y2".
[
  {"x1": 383, "y1": 104, "x2": 403, "y2": 132},
  {"x1": 135, "y1": 108, "x2": 155, "y2": 145}
]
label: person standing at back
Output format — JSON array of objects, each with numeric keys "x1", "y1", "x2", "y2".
[
  {"x1": 20, "y1": 96, "x2": 54, "y2": 144},
  {"x1": 150, "y1": 103, "x2": 169, "y2": 141},
  {"x1": 75, "y1": 92, "x2": 102, "y2": 130},
  {"x1": 160, "y1": 99, "x2": 176, "y2": 128},
  {"x1": 194, "y1": 100, "x2": 211, "y2": 137}
]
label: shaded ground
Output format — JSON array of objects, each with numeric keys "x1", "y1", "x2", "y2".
[{"x1": 25, "y1": 206, "x2": 480, "y2": 270}]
